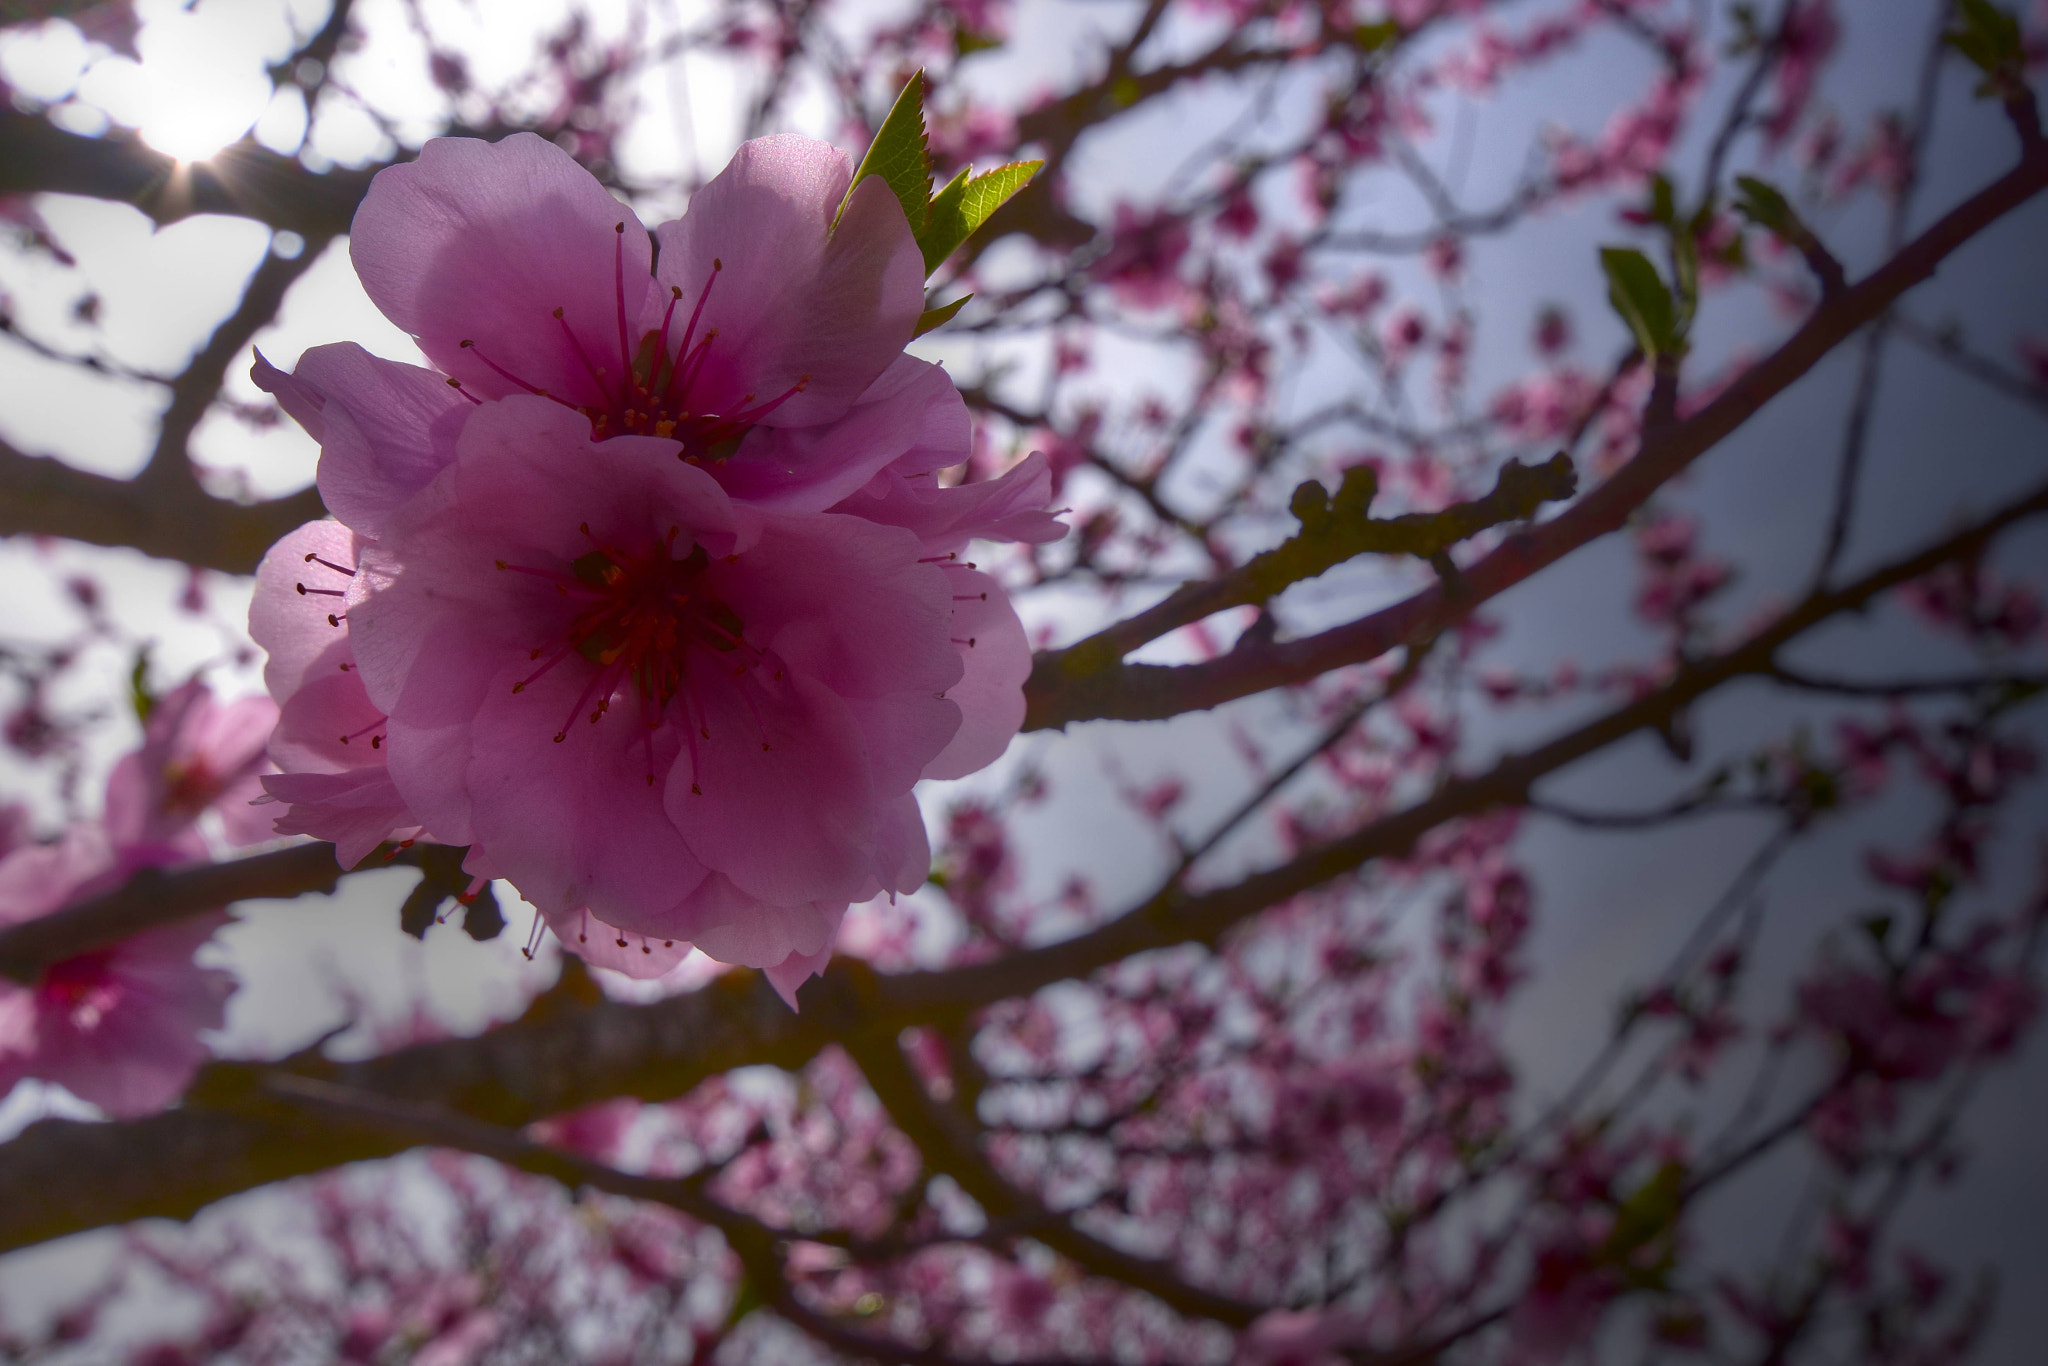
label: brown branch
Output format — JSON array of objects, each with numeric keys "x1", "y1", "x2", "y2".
[
  {"x1": 0, "y1": 217, "x2": 339, "y2": 569},
  {"x1": 901, "y1": 474, "x2": 2048, "y2": 1016},
  {"x1": 0, "y1": 114, "x2": 381, "y2": 237},
  {"x1": 1, "y1": 474, "x2": 2039, "y2": 1255},
  {"x1": 0, "y1": 435, "x2": 327, "y2": 573},
  {"x1": 847, "y1": 1036, "x2": 1269, "y2": 1328},
  {"x1": 0, "y1": 959, "x2": 833, "y2": 1254},
  {"x1": 1052, "y1": 453, "x2": 1576, "y2": 679},
  {"x1": 0, "y1": 842, "x2": 361, "y2": 983},
  {"x1": 1021, "y1": 141, "x2": 2048, "y2": 730},
  {"x1": 141, "y1": 236, "x2": 333, "y2": 486}
]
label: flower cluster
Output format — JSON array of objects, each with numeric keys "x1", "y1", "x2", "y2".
[
  {"x1": 250, "y1": 132, "x2": 1059, "y2": 1002},
  {"x1": 0, "y1": 680, "x2": 266, "y2": 1115}
]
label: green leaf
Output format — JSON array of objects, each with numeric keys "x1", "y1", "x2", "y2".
[
  {"x1": 913, "y1": 293, "x2": 973, "y2": 337},
  {"x1": 1602, "y1": 1160, "x2": 1688, "y2": 1261},
  {"x1": 1949, "y1": 0, "x2": 2023, "y2": 69},
  {"x1": 1600, "y1": 245, "x2": 1678, "y2": 359},
  {"x1": 841, "y1": 71, "x2": 931, "y2": 235},
  {"x1": 1353, "y1": 19, "x2": 1401, "y2": 51},
  {"x1": 1647, "y1": 172, "x2": 1675, "y2": 226},
  {"x1": 953, "y1": 25, "x2": 1000, "y2": 56},
  {"x1": 1671, "y1": 229, "x2": 1700, "y2": 334},
  {"x1": 1731, "y1": 174, "x2": 1793, "y2": 232},
  {"x1": 917, "y1": 159, "x2": 1041, "y2": 274},
  {"x1": 724, "y1": 1275, "x2": 765, "y2": 1329},
  {"x1": 129, "y1": 647, "x2": 156, "y2": 722}
]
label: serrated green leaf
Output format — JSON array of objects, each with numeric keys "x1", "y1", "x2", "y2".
[
  {"x1": 1600, "y1": 245, "x2": 1677, "y2": 359},
  {"x1": 923, "y1": 165, "x2": 970, "y2": 251},
  {"x1": 914, "y1": 293, "x2": 973, "y2": 337},
  {"x1": 917, "y1": 160, "x2": 1041, "y2": 274},
  {"x1": 841, "y1": 71, "x2": 931, "y2": 235}
]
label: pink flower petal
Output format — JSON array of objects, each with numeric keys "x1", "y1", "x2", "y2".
[
  {"x1": 538, "y1": 905, "x2": 692, "y2": 979},
  {"x1": 350, "y1": 133, "x2": 657, "y2": 406},
  {"x1": 923, "y1": 570, "x2": 1031, "y2": 780},
  {"x1": 465, "y1": 652, "x2": 712, "y2": 931},
  {"x1": 251, "y1": 520, "x2": 363, "y2": 701},
  {"x1": 652, "y1": 135, "x2": 923, "y2": 427},
  {"x1": 260, "y1": 769, "x2": 420, "y2": 868},
  {"x1": 276, "y1": 343, "x2": 471, "y2": 537},
  {"x1": 670, "y1": 669, "x2": 878, "y2": 907},
  {"x1": 718, "y1": 356, "x2": 970, "y2": 511}
]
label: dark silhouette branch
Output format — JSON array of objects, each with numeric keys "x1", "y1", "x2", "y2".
[
  {"x1": 0, "y1": 114, "x2": 381, "y2": 237},
  {"x1": 0, "y1": 434, "x2": 328, "y2": 573}
]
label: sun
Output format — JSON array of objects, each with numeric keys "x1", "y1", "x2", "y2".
[{"x1": 132, "y1": 8, "x2": 274, "y2": 163}]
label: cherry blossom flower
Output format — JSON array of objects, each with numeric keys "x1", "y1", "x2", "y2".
[
  {"x1": 255, "y1": 129, "x2": 931, "y2": 519},
  {"x1": 104, "y1": 678, "x2": 278, "y2": 851},
  {"x1": 253, "y1": 392, "x2": 1048, "y2": 1000},
  {"x1": 337, "y1": 400, "x2": 989, "y2": 990},
  {"x1": 247, "y1": 130, "x2": 1057, "y2": 999},
  {"x1": 0, "y1": 825, "x2": 234, "y2": 1117},
  {"x1": 250, "y1": 519, "x2": 421, "y2": 869},
  {"x1": 1764, "y1": 0, "x2": 1839, "y2": 149}
]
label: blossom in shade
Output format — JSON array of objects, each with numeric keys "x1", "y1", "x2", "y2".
[
  {"x1": 249, "y1": 129, "x2": 1057, "y2": 1003},
  {"x1": 0, "y1": 825, "x2": 234, "y2": 1117},
  {"x1": 336, "y1": 398, "x2": 1022, "y2": 1001},
  {"x1": 1235, "y1": 1307, "x2": 1370, "y2": 1366},
  {"x1": 255, "y1": 129, "x2": 931, "y2": 516},
  {"x1": 249, "y1": 519, "x2": 421, "y2": 868},
  {"x1": 251, "y1": 525, "x2": 681, "y2": 979},
  {"x1": 104, "y1": 678, "x2": 277, "y2": 851}
]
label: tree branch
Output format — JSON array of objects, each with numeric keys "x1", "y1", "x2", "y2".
[
  {"x1": 1021, "y1": 141, "x2": 2048, "y2": 730},
  {"x1": 1051, "y1": 453, "x2": 1576, "y2": 680},
  {"x1": 3, "y1": 474, "x2": 2039, "y2": 1255},
  {"x1": 0, "y1": 842, "x2": 359, "y2": 983},
  {"x1": 847, "y1": 1035, "x2": 1269, "y2": 1328},
  {"x1": 0, "y1": 114, "x2": 381, "y2": 237},
  {"x1": 0, "y1": 435, "x2": 327, "y2": 573}
]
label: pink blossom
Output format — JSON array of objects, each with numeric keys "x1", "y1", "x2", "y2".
[
  {"x1": 0, "y1": 826, "x2": 234, "y2": 1116},
  {"x1": 104, "y1": 678, "x2": 277, "y2": 850},
  {"x1": 252, "y1": 507, "x2": 681, "y2": 975},
  {"x1": 1765, "y1": 1, "x2": 1839, "y2": 149},
  {"x1": 264, "y1": 395, "x2": 1039, "y2": 1002},
  {"x1": 342, "y1": 403, "x2": 939, "y2": 931},
  {"x1": 1235, "y1": 1307, "x2": 1369, "y2": 1366},
  {"x1": 248, "y1": 133, "x2": 1058, "y2": 999},
  {"x1": 1093, "y1": 203, "x2": 1193, "y2": 310},
  {"x1": 1507, "y1": 1244, "x2": 1617, "y2": 1364},
  {"x1": 529, "y1": 1096, "x2": 636, "y2": 1161},
  {"x1": 249, "y1": 519, "x2": 421, "y2": 868},
  {"x1": 255, "y1": 130, "x2": 930, "y2": 521}
]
